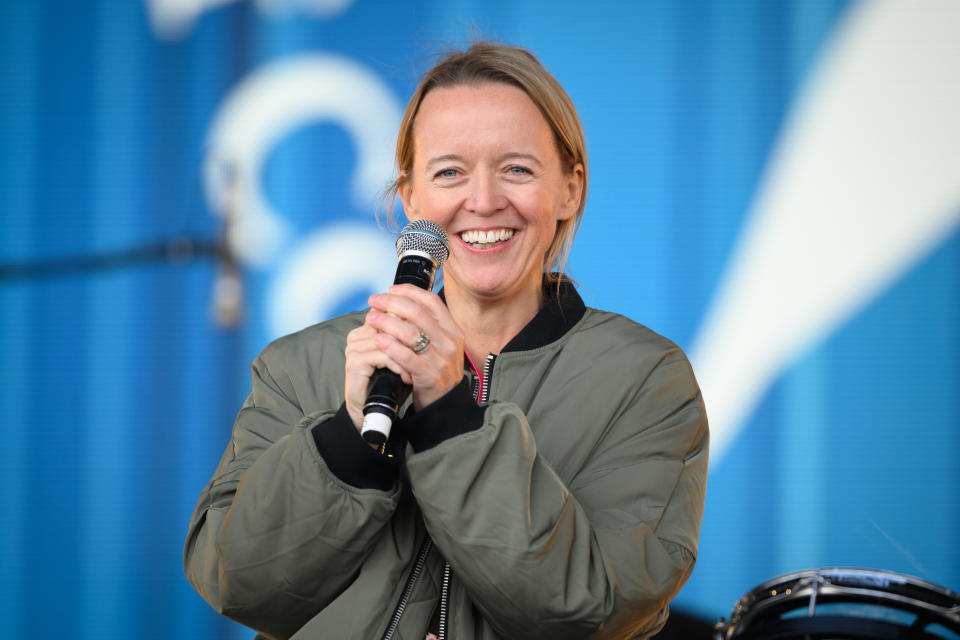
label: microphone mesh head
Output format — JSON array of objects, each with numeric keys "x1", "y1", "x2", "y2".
[{"x1": 396, "y1": 220, "x2": 450, "y2": 265}]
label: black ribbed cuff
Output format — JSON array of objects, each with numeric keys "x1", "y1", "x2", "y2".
[
  {"x1": 405, "y1": 378, "x2": 485, "y2": 452},
  {"x1": 311, "y1": 404, "x2": 398, "y2": 491}
]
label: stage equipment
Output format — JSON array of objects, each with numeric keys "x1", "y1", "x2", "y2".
[{"x1": 715, "y1": 567, "x2": 960, "y2": 639}]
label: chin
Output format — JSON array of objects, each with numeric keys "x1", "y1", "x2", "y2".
[{"x1": 457, "y1": 270, "x2": 538, "y2": 299}]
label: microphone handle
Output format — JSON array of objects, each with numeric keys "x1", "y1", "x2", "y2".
[
  {"x1": 360, "y1": 253, "x2": 438, "y2": 445},
  {"x1": 362, "y1": 369, "x2": 410, "y2": 445},
  {"x1": 393, "y1": 252, "x2": 436, "y2": 288}
]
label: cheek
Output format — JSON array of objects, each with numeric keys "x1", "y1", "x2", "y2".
[
  {"x1": 413, "y1": 187, "x2": 456, "y2": 219},
  {"x1": 522, "y1": 192, "x2": 562, "y2": 231}
]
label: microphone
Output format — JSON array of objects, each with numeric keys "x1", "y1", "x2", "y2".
[{"x1": 361, "y1": 220, "x2": 450, "y2": 445}]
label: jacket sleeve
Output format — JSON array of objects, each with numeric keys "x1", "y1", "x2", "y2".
[
  {"x1": 183, "y1": 345, "x2": 401, "y2": 639},
  {"x1": 404, "y1": 345, "x2": 708, "y2": 639}
]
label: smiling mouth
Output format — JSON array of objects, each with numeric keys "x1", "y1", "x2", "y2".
[{"x1": 459, "y1": 228, "x2": 515, "y2": 249}]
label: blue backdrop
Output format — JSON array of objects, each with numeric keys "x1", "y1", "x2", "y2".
[{"x1": 1, "y1": 1, "x2": 958, "y2": 638}]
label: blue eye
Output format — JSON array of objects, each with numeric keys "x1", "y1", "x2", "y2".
[
  {"x1": 435, "y1": 168, "x2": 458, "y2": 178},
  {"x1": 508, "y1": 165, "x2": 532, "y2": 175}
]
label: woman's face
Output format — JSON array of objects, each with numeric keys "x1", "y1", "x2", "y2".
[{"x1": 400, "y1": 82, "x2": 583, "y2": 304}]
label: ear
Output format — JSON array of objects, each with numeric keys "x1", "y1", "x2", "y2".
[
  {"x1": 398, "y1": 173, "x2": 418, "y2": 220},
  {"x1": 556, "y1": 163, "x2": 584, "y2": 221}
]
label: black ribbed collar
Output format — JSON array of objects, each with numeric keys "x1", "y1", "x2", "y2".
[{"x1": 438, "y1": 276, "x2": 586, "y2": 354}]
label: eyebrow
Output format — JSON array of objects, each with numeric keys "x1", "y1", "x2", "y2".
[
  {"x1": 425, "y1": 152, "x2": 544, "y2": 168},
  {"x1": 499, "y1": 152, "x2": 543, "y2": 167},
  {"x1": 425, "y1": 154, "x2": 463, "y2": 168}
]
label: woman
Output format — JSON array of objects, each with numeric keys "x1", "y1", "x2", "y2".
[{"x1": 185, "y1": 42, "x2": 708, "y2": 640}]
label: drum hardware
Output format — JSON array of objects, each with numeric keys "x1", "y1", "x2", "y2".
[{"x1": 715, "y1": 568, "x2": 960, "y2": 639}]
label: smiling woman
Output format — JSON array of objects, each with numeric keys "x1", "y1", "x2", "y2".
[
  {"x1": 184, "y1": 42, "x2": 708, "y2": 640},
  {"x1": 388, "y1": 44, "x2": 589, "y2": 290},
  {"x1": 398, "y1": 82, "x2": 584, "y2": 364}
]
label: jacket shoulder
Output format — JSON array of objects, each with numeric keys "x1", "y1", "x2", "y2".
[
  {"x1": 257, "y1": 310, "x2": 366, "y2": 364},
  {"x1": 248, "y1": 311, "x2": 367, "y2": 408},
  {"x1": 572, "y1": 307, "x2": 687, "y2": 365}
]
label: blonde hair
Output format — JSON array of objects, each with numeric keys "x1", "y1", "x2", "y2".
[{"x1": 386, "y1": 42, "x2": 588, "y2": 285}]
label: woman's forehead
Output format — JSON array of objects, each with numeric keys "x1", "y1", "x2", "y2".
[{"x1": 412, "y1": 84, "x2": 555, "y2": 157}]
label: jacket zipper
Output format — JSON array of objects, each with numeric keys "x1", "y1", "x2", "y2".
[
  {"x1": 381, "y1": 535, "x2": 433, "y2": 640},
  {"x1": 437, "y1": 353, "x2": 495, "y2": 639},
  {"x1": 480, "y1": 354, "x2": 496, "y2": 404},
  {"x1": 464, "y1": 351, "x2": 482, "y2": 402},
  {"x1": 438, "y1": 561, "x2": 452, "y2": 640},
  {"x1": 388, "y1": 354, "x2": 494, "y2": 640}
]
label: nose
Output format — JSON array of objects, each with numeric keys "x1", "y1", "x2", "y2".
[{"x1": 465, "y1": 170, "x2": 507, "y2": 215}]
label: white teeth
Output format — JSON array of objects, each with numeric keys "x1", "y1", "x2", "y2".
[{"x1": 459, "y1": 229, "x2": 515, "y2": 245}]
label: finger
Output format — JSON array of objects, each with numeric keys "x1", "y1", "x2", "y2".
[
  {"x1": 367, "y1": 292, "x2": 426, "y2": 323},
  {"x1": 365, "y1": 309, "x2": 442, "y2": 354},
  {"x1": 374, "y1": 331, "x2": 463, "y2": 411},
  {"x1": 368, "y1": 288, "x2": 451, "y2": 327},
  {"x1": 373, "y1": 328, "x2": 462, "y2": 383},
  {"x1": 350, "y1": 314, "x2": 422, "y2": 356},
  {"x1": 351, "y1": 346, "x2": 412, "y2": 382},
  {"x1": 368, "y1": 292, "x2": 462, "y2": 350},
  {"x1": 373, "y1": 331, "x2": 437, "y2": 379},
  {"x1": 345, "y1": 323, "x2": 377, "y2": 350},
  {"x1": 384, "y1": 284, "x2": 452, "y2": 321},
  {"x1": 346, "y1": 328, "x2": 413, "y2": 384}
]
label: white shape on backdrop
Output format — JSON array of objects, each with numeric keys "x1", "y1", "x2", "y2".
[
  {"x1": 690, "y1": 0, "x2": 960, "y2": 467},
  {"x1": 204, "y1": 54, "x2": 402, "y2": 267},
  {"x1": 254, "y1": 0, "x2": 354, "y2": 18},
  {"x1": 267, "y1": 223, "x2": 397, "y2": 338},
  {"x1": 146, "y1": 0, "x2": 355, "y2": 39}
]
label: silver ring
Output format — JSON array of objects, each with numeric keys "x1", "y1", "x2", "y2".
[{"x1": 412, "y1": 332, "x2": 430, "y2": 354}]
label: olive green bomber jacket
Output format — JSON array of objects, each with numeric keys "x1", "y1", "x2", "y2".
[{"x1": 183, "y1": 284, "x2": 709, "y2": 639}]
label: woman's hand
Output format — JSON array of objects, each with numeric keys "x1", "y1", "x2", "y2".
[
  {"x1": 343, "y1": 285, "x2": 465, "y2": 431},
  {"x1": 344, "y1": 320, "x2": 410, "y2": 432},
  {"x1": 366, "y1": 285, "x2": 466, "y2": 412}
]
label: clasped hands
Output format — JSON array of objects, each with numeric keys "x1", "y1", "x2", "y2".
[{"x1": 344, "y1": 284, "x2": 465, "y2": 432}]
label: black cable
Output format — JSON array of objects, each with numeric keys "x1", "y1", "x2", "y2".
[{"x1": 0, "y1": 236, "x2": 224, "y2": 281}]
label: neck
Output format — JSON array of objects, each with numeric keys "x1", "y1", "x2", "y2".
[{"x1": 444, "y1": 279, "x2": 543, "y2": 365}]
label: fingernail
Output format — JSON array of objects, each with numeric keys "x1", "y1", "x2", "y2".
[{"x1": 367, "y1": 309, "x2": 379, "y2": 319}]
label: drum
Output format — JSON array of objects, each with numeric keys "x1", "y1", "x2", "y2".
[{"x1": 714, "y1": 568, "x2": 960, "y2": 640}]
